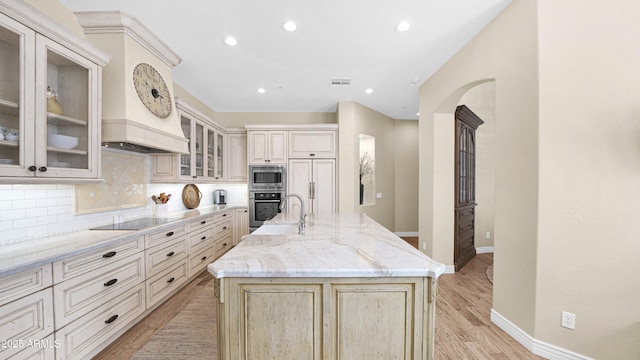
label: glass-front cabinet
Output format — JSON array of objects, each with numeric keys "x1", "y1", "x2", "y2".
[
  {"x1": 159, "y1": 98, "x2": 225, "y2": 182},
  {"x1": 0, "y1": 8, "x2": 106, "y2": 182}
]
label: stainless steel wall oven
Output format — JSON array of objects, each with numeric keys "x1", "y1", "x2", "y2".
[{"x1": 249, "y1": 191, "x2": 285, "y2": 231}]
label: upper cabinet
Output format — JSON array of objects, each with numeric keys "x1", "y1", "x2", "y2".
[
  {"x1": 0, "y1": 3, "x2": 108, "y2": 183},
  {"x1": 247, "y1": 130, "x2": 287, "y2": 164},
  {"x1": 288, "y1": 130, "x2": 337, "y2": 158},
  {"x1": 151, "y1": 98, "x2": 226, "y2": 183},
  {"x1": 226, "y1": 129, "x2": 247, "y2": 182}
]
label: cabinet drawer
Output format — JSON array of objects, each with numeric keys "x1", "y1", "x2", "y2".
[
  {"x1": 0, "y1": 289, "x2": 54, "y2": 359},
  {"x1": 188, "y1": 216, "x2": 214, "y2": 233},
  {"x1": 53, "y1": 253, "x2": 144, "y2": 328},
  {"x1": 215, "y1": 218, "x2": 233, "y2": 238},
  {"x1": 214, "y1": 233, "x2": 233, "y2": 258},
  {"x1": 0, "y1": 264, "x2": 52, "y2": 307},
  {"x1": 8, "y1": 333, "x2": 55, "y2": 360},
  {"x1": 55, "y1": 283, "x2": 145, "y2": 360},
  {"x1": 188, "y1": 227, "x2": 215, "y2": 253},
  {"x1": 214, "y1": 210, "x2": 232, "y2": 223},
  {"x1": 145, "y1": 224, "x2": 187, "y2": 248},
  {"x1": 53, "y1": 237, "x2": 144, "y2": 284},
  {"x1": 145, "y1": 235, "x2": 187, "y2": 277},
  {"x1": 188, "y1": 246, "x2": 215, "y2": 277},
  {"x1": 146, "y1": 262, "x2": 188, "y2": 308}
]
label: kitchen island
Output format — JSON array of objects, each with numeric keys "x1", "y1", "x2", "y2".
[{"x1": 207, "y1": 213, "x2": 445, "y2": 360}]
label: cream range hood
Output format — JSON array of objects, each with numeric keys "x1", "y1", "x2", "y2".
[{"x1": 74, "y1": 11, "x2": 189, "y2": 154}]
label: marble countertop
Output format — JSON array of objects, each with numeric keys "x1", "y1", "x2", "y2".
[
  {"x1": 0, "y1": 204, "x2": 247, "y2": 278},
  {"x1": 208, "y1": 213, "x2": 445, "y2": 279}
]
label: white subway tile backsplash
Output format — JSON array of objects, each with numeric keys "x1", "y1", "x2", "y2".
[
  {"x1": 0, "y1": 174, "x2": 249, "y2": 246},
  {"x1": 1, "y1": 209, "x2": 26, "y2": 221}
]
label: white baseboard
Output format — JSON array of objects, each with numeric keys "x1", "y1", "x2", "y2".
[
  {"x1": 394, "y1": 231, "x2": 418, "y2": 237},
  {"x1": 490, "y1": 309, "x2": 593, "y2": 360},
  {"x1": 476, "y1": 246, "x2": 494, "y2": 254}
]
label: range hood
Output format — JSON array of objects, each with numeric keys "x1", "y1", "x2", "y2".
[{"x1": 74, "y1": 11, "x2": 189, "y2": 154}]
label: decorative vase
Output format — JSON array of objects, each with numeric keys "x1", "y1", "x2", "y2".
[
  {"x1": 154, "y1": 203, "x2": 169, "y2": 217},
  {"x1": 46, "y1": 86, "x2": 63, "y2": 115},
  {"x1": 359, "y1": 182, "x2": 364, "y2": 205}
]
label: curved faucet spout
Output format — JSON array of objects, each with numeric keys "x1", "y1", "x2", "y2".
[{"x1": 280, "y1": 193, "x2": 306, "y2": 234}]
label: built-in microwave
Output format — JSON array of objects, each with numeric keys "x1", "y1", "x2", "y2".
[{"x1": 248, "y1": 165, "x2": 286, "y2": 191}]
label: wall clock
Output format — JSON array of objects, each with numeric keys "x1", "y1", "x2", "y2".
[{"x1": 132, "y1": 63, "x2": 172, "y2": 118}]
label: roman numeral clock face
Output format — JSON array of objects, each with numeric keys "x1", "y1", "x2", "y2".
[{"x1": 133, "y1": 63, "x2": 172, "y2": 118}]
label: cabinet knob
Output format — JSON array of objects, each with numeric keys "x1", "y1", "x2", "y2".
[
  {"x1": 38, "y1": 166, "x2": 47, "y2": 172},
  {"x1": 105, "y1": 315, "x2": 119, "y2": 324},
  {"x1": 310, "y1": 153, "x2": 316, "y2": 157},
  {"x1": 28, "y1": 166, "x2": 37, "y2": 172}
]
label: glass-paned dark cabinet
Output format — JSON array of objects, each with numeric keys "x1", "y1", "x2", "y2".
[{"x1": 454, "y1": 105, "x2": 484, "y2": 271}]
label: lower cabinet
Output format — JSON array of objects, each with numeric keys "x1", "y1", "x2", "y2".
[
  {"x1": 233, "y1": 208, "x2": 249, "y2": 245},
  {"x1": 215, "y1": 276, "x2": 437, "y2": 360},
  {"x1": 55, "y1": 284, "x2": 146, "y2": 360},
  {"x1": 0, "y1": 208, "x2": 243, "y2": 359},
  {"x1": 0, "y1": 288, "x2": 54, "y2": 359}
]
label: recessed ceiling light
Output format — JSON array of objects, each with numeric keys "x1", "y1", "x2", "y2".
[
  {"x1": 282, "y1": 21, "x2": 297, "y2": 32},
  {"x1": 257, "y1": 88, "x2": 266, "y2": 94},
  {"x1": 394, "y1": 21, "x2": 411, "y2": 32},
  {"x1": 365, "y1": 88, "x2": 374, "y2": 94},
  {"x1": 224, "y1": 36, "x2": 238, "y2": 46},
  {"x1": 416, "y1": 112, "x2": 420, "y2": 116}
]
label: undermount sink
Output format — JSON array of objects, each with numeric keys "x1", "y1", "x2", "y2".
[{"x1": 252, "y1": 224, "x2": 299, "y2": 235}]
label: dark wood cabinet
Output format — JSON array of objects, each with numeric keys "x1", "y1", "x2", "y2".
[{"x1": 454, "y1": 105, "x2": 484, "y2": 271}]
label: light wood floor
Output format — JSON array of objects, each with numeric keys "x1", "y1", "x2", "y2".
[{"x1": 94, "y1": 253, "x2": 543, "y2": 360}]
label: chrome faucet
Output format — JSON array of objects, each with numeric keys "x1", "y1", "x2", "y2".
[{"x1": 280, "y1": 193, "x2": 306, "y2": 234}]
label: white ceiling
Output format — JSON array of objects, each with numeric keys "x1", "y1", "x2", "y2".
[{"x1": 57, "y1": 0, "x2": 511, "y2": 120}]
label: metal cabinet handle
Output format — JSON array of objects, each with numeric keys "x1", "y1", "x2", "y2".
[
  {"x1": 201, "y1": 256, "x2": 208, "y2": 261},
  {"x1": 105, "y1": 315, "x2": 119, "y2": 324},
  {"x1": 104, "y1": 278, "x2": 118, "y2": 287},
  {"x1": 167, "y1": 277, "x2": 175, "y2": 283},
  {"x1": 38, "y1": 166, "x2": 47, "y2": 172},
  {"x1": 201, "y1": 236, "x2": 207, "y2": 240},
  {"x1": 166, "y1": 231, "x2": 174, "y2": 237},
  {"x1": 28, "y1": 166, "x2": 37, "y2": 172},
  {"x1": 103, "y1": 251, "x2": 117, "y2": 258},
  {"x1": 166, "y1": 251, "x2": 175, "y2": 257},
  {"x1": 201, "y1": 220, "x2": 206, "y2": 224}
]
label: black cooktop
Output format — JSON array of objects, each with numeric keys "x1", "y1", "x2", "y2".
[{"x1": 89, "y1": 217, "x2": 179, "y2": 230}]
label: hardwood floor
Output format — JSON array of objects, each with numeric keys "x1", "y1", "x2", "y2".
[{"x1": 94, "y1": 253, "x2": 543, "y2": 360}]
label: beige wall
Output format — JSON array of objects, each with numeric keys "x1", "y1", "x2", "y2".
[
  {"x1": 535, "y1": 1, "x2": 640, "y2": 358},
  {"x1": 25, "y1": 0, "x2": 85, "y2": 36},
  {"x1": 419, "y1": 0, "x2": 539, "y2": 341},
  {"x1": 214, "y1": 111, "x2": 336, "y2": 128},
  {"x1": 393, "y1": 121, "x2": 419, "y2": 233},
  {"x1": 420, "y1": 0, "x2": 640, "y2": 358},
  {"x1": 338, "y1": 101, "x2": 396, "y2": 230}
]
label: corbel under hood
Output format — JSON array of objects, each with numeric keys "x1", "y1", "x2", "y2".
[{"x1": 74, "y1": 11, "x2": 188, "y2": 154}]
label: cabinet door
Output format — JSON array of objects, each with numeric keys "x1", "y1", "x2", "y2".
[
  {"x1": 179, "y1": 114, "x2": 193, "y2": 178},
  {"x1": 289, "y1": 131, "x2": 336, "y2": 158},
  {"x1": 227, "y1": 132, "x2": 247, "y2": 181},
  {"x1": 288, "y1": 159, "x2": 312, "y2": 218},
  {"x1": 267, "y1": 131, "x2": 287, "y2": 164},
  {"x1": 207, "y1": 129, "x2": 224, "y2": 179},
  {"x1": 35, "y1": 35, "x2": 100, "y2": 178},
  {"x1": 248, "y1": 131, "x2": 268, "y2": 164},
  {"x1": 0, "y1": 13, "x2": 35, "y2": 177},
  {"x1": 312, "y1": 159, "x2": 336, "y2": 213}
]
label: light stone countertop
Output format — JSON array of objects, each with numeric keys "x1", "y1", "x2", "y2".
[
  {"x1": 0, "y1": 204, "x2": 247, "y2": 278},
  {"x1": 208, "y1": 212, "x2": 445, "y2": 279}
]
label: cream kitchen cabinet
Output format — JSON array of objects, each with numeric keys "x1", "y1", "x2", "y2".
[
  {"x1": 187, "y1": 216, "x2": 215, "y2": 277},
  {"x1": 233, "y1": 208, "x2": 249, "y2": 246},
  {"x1": 52, "y1": 236, "x2": 146, "y2": 360},
  {"x1": 151, "y1": 98, "x2": 225, "y2": 183},
  {"x1": 0, "y1": 264, "x2": 54, "y2": 360},
  {"x1": 247, "y1": 130, "x2": 287, "y2": 164},
  {"x1": 288, "y1": 158, "x2": 336, "y2": 215},
  {"x1": 288, "y1": 130, "x2": 337, "y2": 158},
  {"x1": 226, "y1": 129, "x2": 247, "y2": 182},
  {"x1": 0, "y1": 4, "x2": 108, "y2": 183}
]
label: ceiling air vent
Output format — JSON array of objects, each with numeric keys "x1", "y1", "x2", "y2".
[{"x1": 330, "y1": 78, "x2": 351, "y2": 87}]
